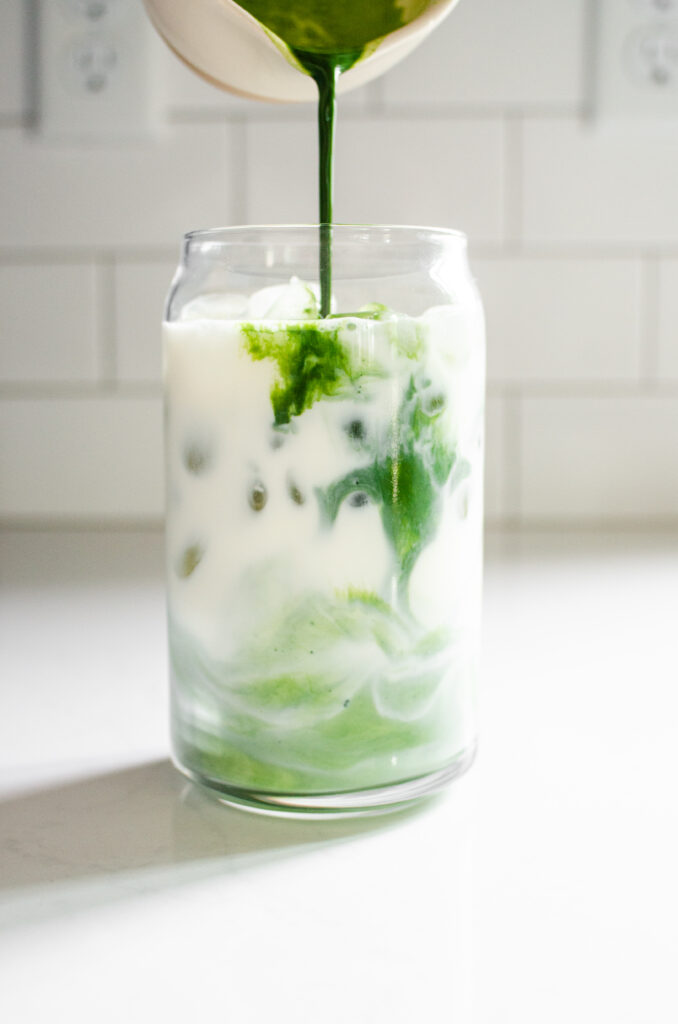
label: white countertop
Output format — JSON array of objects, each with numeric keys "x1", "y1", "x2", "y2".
[{"x1": 1, "y1": 528, "x2": 677, "y2": 1023}]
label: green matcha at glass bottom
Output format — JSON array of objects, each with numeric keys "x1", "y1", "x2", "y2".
[{"x1": 164, "y1": 228, "x2": 484, "y2": 814}]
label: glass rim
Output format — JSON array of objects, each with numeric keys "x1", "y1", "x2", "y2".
[{"x1": 183, "y1": 224, "x2": 468, "y2": 246}]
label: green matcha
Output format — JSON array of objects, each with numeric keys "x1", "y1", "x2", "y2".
[
  {"x1": 241, "y1": 319, "x2": 364, "y2": 425},
  {"x1": 234, "y1": 0, "x2": 434, "y2": 54},
  {"x1": 165, "y1": 280, "x2": 485, "y2": 801},
  {"x1": 243, "y1": 314, "x2": 465, "y2": 606}
]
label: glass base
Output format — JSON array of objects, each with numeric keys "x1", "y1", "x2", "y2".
[{"x1": 173, "y1": 743, "x2": 477, "y2": 819}]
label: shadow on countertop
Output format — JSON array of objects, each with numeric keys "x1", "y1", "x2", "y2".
[{"x1": 0, "y1": 759, "x2": 438, "y2": 928}]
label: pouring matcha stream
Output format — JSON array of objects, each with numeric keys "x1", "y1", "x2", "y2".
[
  {"x1": 224, "y1": 0, "x2": 447, "y2": 316},
  {"x1": 290, "y1": 48, "x2": 356, "y2": 317}
]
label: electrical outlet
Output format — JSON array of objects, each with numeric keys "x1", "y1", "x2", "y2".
[
  {"x1": 625, "y1": 25, "x2": 678, "y2": 87},
  {"x1": 39, "y1": 0, "x2": 161, "y2": 142},
  {"x1": 596, "y1": 0, "x2": 678, "y2": 120}
]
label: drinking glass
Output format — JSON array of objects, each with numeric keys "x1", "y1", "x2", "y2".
[{"x1": 164, "y1": 224, "x2": 485, "y2": 815}]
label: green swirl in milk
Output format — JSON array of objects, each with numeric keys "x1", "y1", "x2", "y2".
[
  {"x1": 169, "y1": 300, "x2": 475, "y2": 792},
  {"x1": 170, "y1": 584, "x2": 463, "y2": 791},
  {"x1": 240, "y1": 320, "x2": 367, "y2": 427},
  {"x1": 242, "y1": 312, "x2": 468, "y2": 607}
]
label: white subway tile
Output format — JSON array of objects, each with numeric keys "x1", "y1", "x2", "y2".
[
  {"x1": 114, "y1": 260, "x2": 177, "y2": 382},
  {"x1": 0, "y1": 0, "x2": 25, "y2": 118},
  {"x1": 0, "y1": 264, "x2": 99, "y2": 383},
  {"x1": 246, "y1": 117, "x2": 504, "y2": 242},
  {"x1": 0, "y1": 397, "x2": 163, "y2": 520},
  {"x1": 523, "y1": 119, "x2": 678, "y2": 245},
  {"x1": 521, "y1": 396, "x2": 678, "y2": 521},
  {"x1": 0, "y1": 124, "x2": 237, "y2": 249},
  {"x1": 474, "y1": 257, "x2": 643, "y2": 383},
  {"x1": 658, "y1": 261, "x2": 678, "y2": 380},
  {"x1": 381, "y1": 0, "x2": 585, "y2": 109},
  {"x1": 333, "y1": 119, "x2": 504, "y2": 238},
  {"x1": 245, "y1": 116, "x2": 316, "y2": 223}
]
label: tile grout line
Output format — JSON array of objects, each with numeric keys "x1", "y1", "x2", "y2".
[
  {"x1": 0, "y1": 516, "x2": 164, "y2": 532},
  {"x1": 504, "y1": 392, "x2": 522, "y2": 523},
  {"x1": 579, "y1": 0, "x2": 599, "y2": 122},
  {"x1": 470, "y1": 244, "x2": 676, "y2": 260},
  {"x1": 487, "y1": 380, "x2": 678, "y2": 399},
  {"x1": 5, "y1": 244, "x2": 678, "y2": 264},
  {"x1": 0, "y1": 248, "x2": 179, "y2": 265},
  {"x1": 0, "y1": 383, "x2": 162, "y2": 400},
  {"x1": 3, "y1": 514, "x2": 675, "y2": 533},
  {"x1": 5, "y1": 381, "x2": 678, "y2": 401},
  {"x1": 486, "y1": 380, "x2": 678, "y2": 397},
  {"x1": 164, "y1": 104, "x2": 588, "y2": 140},
  {"x1": 502, "y1": 113, "x2": 523, "y2": 249},
  {"x1": 639, "y1": 255, "x2": 660, "y2": 387},
  {"x1": 229, "y1": 119, "x2": 249, "y2": 225},
  {"x1": 494, "y1": 515, "x2": 678, "y2": 532},
  {"x1": 0, "y1": 385, "x2": 161, "y2": 399},
  {"x1": 94, "y1": 254, "x2": 117, "y2": 390},
  {"x1": 166, "y1": 103, "x2": 580, "y2": 124}
]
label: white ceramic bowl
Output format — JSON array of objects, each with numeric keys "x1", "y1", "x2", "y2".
[{"x1": 143, "y1": 0, "x2": 460, "y2": 103}]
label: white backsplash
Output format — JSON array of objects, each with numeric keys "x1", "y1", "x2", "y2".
[{"x1": 1, "y1": 0, "x2": 677, "y2": 525}]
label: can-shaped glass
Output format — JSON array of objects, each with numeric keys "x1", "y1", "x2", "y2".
[{"x1": 164, "y1": 225, "x2": 485, "y2": 815}]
